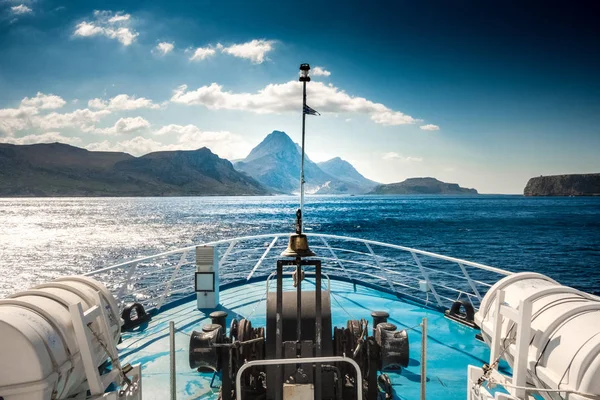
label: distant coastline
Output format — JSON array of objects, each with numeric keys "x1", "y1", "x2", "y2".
[
  {"x1": 0, "y1": 132, "x2": 482, "y2": 197},
  {"x1": 368, "y1": 177, "x2": 477, "y2": 195}
]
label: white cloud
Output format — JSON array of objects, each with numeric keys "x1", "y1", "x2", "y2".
[
  {"x1": 0, "y1": 107, "x2": 36, "y2": 136},
  {"x1": 382, "y1": 152, "x2": 400, "y2": 160},
  {"x1": 312, "y1": 66, "x2": 331, "y2": 77},
  {"x1": 11, "y1": 4, "x2": 32, "y2": 14},
  {"x1": 0, "y1": 93, "x2": 68, "y2": 135},
  {"x1": 86, "y1": 136, "x2": 162, "y2": 156},
  {"x1": 306, "y1": 151, "x2": 337, "y2": 163},
  {"x1": 108, "y1": 28, "x2": 137, "y2": 46},
  {"x1": 154, "y1": 124, "x2": 251, "y2": 159},
  {"x1": 0, "y1": 107, "x2": 111, "y2": 136},
  {"x1": 221, "y1": 39, "x2": 275, "y2": 64},
  {"x1": 94, "y1": 117, "x2": 150, "y2": 135},
  {"x1": 189, "y1": 46, "x2": 216, "y2": 61},
  {"x1": 88, "y1": 94, "x2": 160, "y2": 111},
  {"x1": 21, "y1": 92, "x2": 66, "y2": 110},
  {"x1": 86, "y1": 124, "x2": 251, "y2": 158},
  {"x1": 1, "y1": 132, "x2": 82, "y2": 146},
  {"x1": 35, "y1": 109, "x2": 111, "y2": 131},
  {"x1": 108, "y1": 13, "x2": 130, "y2": 23},
  {"x1": 345, "y1": 118, "x2": 352, "y2": 122},
  {"x1": 155, "y1": 42, "x2": 174, "y2": 56},
  {"x1": 420, "y1": 124, "x2": 440, "y2": 131},
  {"x1": 171, "y1": 80, "x2": 419, "y2": 126},
  {"x1": 382, "y1": 152, "x2": 423, "y2": 162},
  {"x1": 74, "y1": 21, "x2": 104, "y2": 37},
  {"x1": 73, "y1": 10, "x2": 138, "y2": 46},
  {"x1": 0, "y1": 92, "x2": 114, "y2": 137}
]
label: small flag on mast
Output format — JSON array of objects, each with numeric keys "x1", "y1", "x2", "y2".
[{"x1": 303, "y1": 104, "x2": 320, "y2": 116}]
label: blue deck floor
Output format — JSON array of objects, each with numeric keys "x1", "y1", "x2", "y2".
[{"x1": 118, "y1": 278, "x2": 493, "y2": 399}]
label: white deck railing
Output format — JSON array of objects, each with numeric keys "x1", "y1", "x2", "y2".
[{"x1": 84, "y1": 233, "x2": 512, "y2": 313}]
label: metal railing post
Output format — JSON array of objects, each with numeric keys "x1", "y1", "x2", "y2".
[
  {"x1": 365, "y1": 242, "x2": 396, "y2": 293},
  {"x1": 170, "y1": 321, "x2": 176, "y2": 400},
  {"x1": 116, "y1": 262, "x2": 138, "y2": 307},
  {"x1": 157, "y1": 251, "x2": 189, "y2": 311},
  {"x1": 458, "y1": 263, "x2": 482, "y2": 301},
  {"x1": 421, "y1": 317, "x2": 427, "y2": 400},
  {"x1": 412, "y1": 252, "x2": 444, "y2": 308},
  {"x1": 219, "y1": 240, "x2": 237, "y2": 268},
  {"x1": 247, "y1": 236, "x2": 279, "y2": 280},
  {"x1": 84, "y1": 233, "x2": 512, "y2": 316},
  {"x1": 319, "y1": 236, "x2": 354, "y2": 281}
]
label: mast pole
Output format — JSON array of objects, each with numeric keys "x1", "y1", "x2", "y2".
[
  {"x1": 300, "y1": 78, "x2": 307, "y2": 233},
  {"x1": 297, "y1": 63, "x2": 311, "y2": 234}
]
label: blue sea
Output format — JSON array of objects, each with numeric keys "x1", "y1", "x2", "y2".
[{"x1": 1, "y1": 195, "x2": 599, "y2": 297}]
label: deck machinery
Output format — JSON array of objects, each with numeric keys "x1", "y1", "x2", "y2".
[{"x1": 188, "y1": 211, "x2": 410, "y2": 400}]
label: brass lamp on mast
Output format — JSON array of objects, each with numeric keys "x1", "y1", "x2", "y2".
[{"x1": 281, "y1": 63, "x2": 315, "y2": 258}]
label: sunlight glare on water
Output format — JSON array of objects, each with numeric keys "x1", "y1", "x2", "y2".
[{"x1": 1, "y1": 195, "x2": 599, "y2": 297}]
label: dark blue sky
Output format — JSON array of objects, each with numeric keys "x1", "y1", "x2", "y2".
[{"x1": 1, "y1": 0, "x2": 599, "y2": 193}]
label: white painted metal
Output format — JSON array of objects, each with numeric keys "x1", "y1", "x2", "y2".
[
  {"x1": 69, "y1": 293, "x2": 116, "y2": 396},
  {"x1": 219, "y1": 240, "x2": 237, "y2": 268},
  {"x1": 318, "y1": 236, "x2": 354, "y2": 281},
  {"x1": 475, "y1": 272, "x2": 600, "y2": 400},
  {"x1": 235, "y1": 356, "x2": 363, "y2": 400},
  {"x1": 116, "y1": 262, "x2": 138, "y2": 307},
  {"x1": 412, "y1": 252, "x2": 444, "y2": 307},
  {"x1": 365, "y1": 242, "x2": 396, "y2": 293},
  {"x1": 0, "y1": 276, "x2": 122, "y2": 400},
  {"x1": 169, "y1": 321, "x2": 176, "y2": 400},
  {"x1": 85, "y1": 232, "x2": 510, "y2": 276},
  {"x1": 157, "y1": 251, "x2": 189, "y2": 311},
  {"x1": 246, "y1": 236, "x2": 279, "y2": 280},
  {"x1": 458, "y1": 263, "x2": 482, "y2": 301},
  {"x1": 196, "y1": 246, "x2": 219, "y2": 309},
  {"x1": 421, "y1": 317, "x2": 428, "y2": 400},
  {"x1": 84, "y1": 233, "x2": 511, "y2": 314}
]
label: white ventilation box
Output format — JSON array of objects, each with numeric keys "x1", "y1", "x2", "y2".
[{"x1": 195, "y1": 246, "x2": 219, "y2": 309}]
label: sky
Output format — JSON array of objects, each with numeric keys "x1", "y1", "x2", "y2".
[{"x1": 0, "y1": 0, "x2": 599, "y2": 194}]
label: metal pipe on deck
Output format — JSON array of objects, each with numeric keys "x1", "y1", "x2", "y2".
[
  {"x1": 170, "y1": 320, "x2": 176, "y2": 400},
  {"x1": 421, "y1": 317, "x2": 428, "y2": 400},
  {"x1": 315, "y1": 260, "x2": 322, "y2": 400}
]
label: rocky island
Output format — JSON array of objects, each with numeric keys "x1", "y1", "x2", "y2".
[
  {"x1": 524, "y1": 173, "x2": 600, "y2": 196},
  {"x1": 369, "y1": 177, "x2": 478, "y2": 195}
]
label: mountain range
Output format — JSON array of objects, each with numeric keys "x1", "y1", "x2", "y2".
[
  {"x1": 0, "y1": 130, "x2": 480, "y2": 196},
  {"x1": 234, "y1": 131, "x2": 378, "y2": 194},
  {"x1": 0, "y1": 143, "x2": 267, "y2": 196}
]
